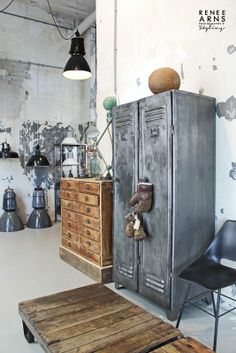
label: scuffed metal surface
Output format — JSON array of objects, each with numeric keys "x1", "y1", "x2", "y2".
[{"x1": 216, "y1": 96, "x2": 236, "y2": 121}]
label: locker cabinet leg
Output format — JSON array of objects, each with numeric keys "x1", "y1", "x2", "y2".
[
  {"x1": 115, "y1": 282, "x2": 124, "y2": 289},
  {"x1": 165, "y1": 309, "x2": 178, "y2": 321}
]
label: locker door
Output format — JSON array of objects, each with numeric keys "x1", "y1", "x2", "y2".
[
  {"x1": 112, "y1": 101, "x2": 139, "y2": 290},
  {"x1": 138, "y1": 93, "x2": 173, "y2": 309}
]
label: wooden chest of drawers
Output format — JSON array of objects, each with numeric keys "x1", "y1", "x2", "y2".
[{"x1": 60, "y1": 178, "x2": 113, "y2": 283}]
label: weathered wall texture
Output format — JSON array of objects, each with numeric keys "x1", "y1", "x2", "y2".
[
  {"x1": 0, "y1": 2, "x2": 95, "y2": 222},
  {"x1": 96, "y1": 0, "x2": 236, "y2": 305}
]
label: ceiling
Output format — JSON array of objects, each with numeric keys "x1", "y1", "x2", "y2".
[{"x1": 14, "y1": 0, "x2": 96, "y2": 23}]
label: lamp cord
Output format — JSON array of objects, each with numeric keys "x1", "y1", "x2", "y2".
[
  {"x1": 46, "y1": 0, "x2": 74, "y2": 40},
  {"x1": 0, "y1": 0, "x2": 15, "y2": 12}
]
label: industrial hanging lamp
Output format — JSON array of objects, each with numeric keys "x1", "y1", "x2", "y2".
[
  {"x1": 63, "y1": 30, "x2": 92, "y2": 80},
  {"x1": 26, "y1": 144, "x2": 50, "y2": 167},
  {"x1": 0, "y1": 141, "x2": 19, "y2": 158}
]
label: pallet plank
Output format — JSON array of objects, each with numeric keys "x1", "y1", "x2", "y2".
[
  {"x1": 150, "y1": 337, "x2": 214, "y2": 353},
  {"x1": 43, "y1": 306, "x2": 144, "y2": 344},
  {"x1": 19, "y1": 284, "x2": 183, "y2": 353}
]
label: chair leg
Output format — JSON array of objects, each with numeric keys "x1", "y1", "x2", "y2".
[
  {"x1": 211, "y1": 290, "x2": 216, "y2": 316},
  {"x1": 213, "y1": 289, "x2": 221, "y2": 352},
  {"x1": 176, "y1": 283, "x2": 191, "y2": 328}
]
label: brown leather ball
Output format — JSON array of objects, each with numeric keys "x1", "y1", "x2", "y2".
[{"x1": 148, "y1": 67, "x2": 181, "y2": 94}]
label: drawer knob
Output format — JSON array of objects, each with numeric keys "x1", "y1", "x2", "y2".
[
  {"x1": 86, "y1": 230, "x2": 91, "y2": 236},
  {"x1": 86, "y1": 207, "x2": 91, "y2": 213},
  {"x1": 87, "y1": 241, "x2": 91, "y2": 246},
  {"x1": 68, "y1": 232, "x2": 71, "y2": 238},
  {"x1": 86, "y1": 219, "x2": 91, "y2": 224},
  {"x1": 85, "y1": 196, "x2": 89, "y2": 202}
]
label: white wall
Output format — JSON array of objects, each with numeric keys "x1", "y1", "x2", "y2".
[
  {"x1": 96, "y1": 0, "x2": 236, "y2": 305},
  {"x1": 0, "y1": 2, "x2": 95, "y2": 222},
  {"x1": 96, "y1": 0, "x2": 236, "y2": 227}
]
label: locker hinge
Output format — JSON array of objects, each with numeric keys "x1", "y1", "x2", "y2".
[
  {"x1": 137, "y1": 254, "x2": 141, "y2": 265},
  {"x1": 171, "y1": 125, "x2": 175, "y2": 135}
]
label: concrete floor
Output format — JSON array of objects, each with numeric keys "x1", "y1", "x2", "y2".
[{"x1": 0, "y1": 222, "x2": 235, "y2": 353}]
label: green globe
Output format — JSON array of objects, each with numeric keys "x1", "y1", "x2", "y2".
[{"x1": 103, "y1": 96, "x2": 117, "y2": 111}]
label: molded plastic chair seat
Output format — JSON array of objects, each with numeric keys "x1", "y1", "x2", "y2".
[
  {"x1": 176, "y1": 220, "x2": 236, "y2": 352},
  {"x1": 180, "y1": 256, "x2": 236, "y2": 290}
]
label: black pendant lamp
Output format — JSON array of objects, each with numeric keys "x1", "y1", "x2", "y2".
[
  {"x1": 26, "y1": 144, "x2": 50, "y2": 167},
  {"x1": 0, "y1": 141, "x2": 19, "y2": 158},
  {"x1": 63, "y1": 30, "x2": 92, "y2": 80}
]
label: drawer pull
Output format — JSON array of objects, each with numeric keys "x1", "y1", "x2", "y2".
[
  {"x1": 86, "y1": 207, "x2": 91, "y2": 213},
  {"x1": 87, "y1": 241, "x2": 91, "y2": 246},
  {"x1": 85, "y1": 196, "x2": 89, "y2": 202},
  {"x1": 86, "y1": 230, "x2": 91, "y2": 236},
  {"x1": 68, "y1": 242, "x2": 71, "y2": 247},
  {"x1": 67, "y1": 232, "x2": 72, "y2": 238},
  {"x1": 86, "y1": 218, "x2": 91, "y2": 224}
]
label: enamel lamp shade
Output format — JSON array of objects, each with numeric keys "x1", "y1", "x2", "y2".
[{"x1": 26, "y1": 144, "x2": 50, "y2": 167}]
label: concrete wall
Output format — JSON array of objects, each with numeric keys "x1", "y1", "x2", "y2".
[
  {"x1": 96, "y1": 0, "x2": 236, "y2": 305},
  {"x1": 0, "y1": 2, "x2": 95, "y2": 223}
]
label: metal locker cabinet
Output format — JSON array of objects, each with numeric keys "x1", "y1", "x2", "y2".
[
  {"x1": 112, "y1": 90, "x2": 215, "y2": 320},
  {"x1": 112, "y1": 101, "x2": 139, "y2": 291}
]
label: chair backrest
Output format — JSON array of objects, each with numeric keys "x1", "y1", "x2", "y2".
[{"x1": 206, "y1": 220, "x2": 236, "y2": 263}]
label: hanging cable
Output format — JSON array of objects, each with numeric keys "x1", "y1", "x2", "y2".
[
  {"x1": 0, "y1": 0, "x2": 15, "y2": 12},
  {"x1": 46, "y1": 0, "x2": 75, "y2": 40}
]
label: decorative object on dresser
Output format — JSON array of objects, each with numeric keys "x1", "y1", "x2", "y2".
[
  {"x1": 60, "y1": 178, "x2": 113, "y2": 283},
  {"x1": 112, "y1": 89, "x2": 216, "y2": 320}
]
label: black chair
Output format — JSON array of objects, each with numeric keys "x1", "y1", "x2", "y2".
[{"x1": 176, "y1": 220, "x2": 236, "y2": 352}]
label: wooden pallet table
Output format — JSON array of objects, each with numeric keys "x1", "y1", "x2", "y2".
[
  {"x1": 19, "y1": 283, "x2": 182, "y2": 353},
  {"x1": 150, "y1": 337, "x2": 214, "y2": 353}
]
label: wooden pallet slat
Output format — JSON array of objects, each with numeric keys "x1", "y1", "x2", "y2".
[
  {"x1": 19, "y1": 284, "x2": 213, "y2": 353},
  {"x1": 43, "y1": 306, "x2": 144, "y2": 344}
]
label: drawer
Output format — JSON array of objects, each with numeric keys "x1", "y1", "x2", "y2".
[
  {"x1": 78, "y1": 204, "x2": 100, "y2": 219},
  {"x1": 78, "y1": 182, "x2": 100, "y2": 195},
  {"x1": 62, "y1": 229, "x2": 78, "y2": 242},
  {"x1": 62, "y1": 238, "x2": 79, "y2": 253},
  {"x1": 61, "y1": 190, "x2": 78, "y2": 201},
  {"x1": 61, "y1": 179, "x2": 77, "y2": 191},
  {"x1": 61, "y1": 209, "x2": 77, "y2": 222},
  {"x1": 78, "y1": 193, "x2": 99, "y2": 206},
  {"x1": 79, "y1": 224, "x2": 100, "y2": 242},
  {"x1": 77, "y1": 213, "x2": 100, "y2": 231},
  {"x1": 79, "y1": 245, "x2": 100, "y2": 265},
  {"x1": 62, "y1": 219, "x2": 77, "y2": 233},
  {"x1": 61, "y1": 199, "x2": 78, "y2": 212},
  {"x1": 80, "y1": 235, "x2": 101, "y2": 255}
]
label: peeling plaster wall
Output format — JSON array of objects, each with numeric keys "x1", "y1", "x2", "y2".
[
  {"x1": 0, "y1": 2, "x2": 96, "y2": 222},
  {"x1": 96, "y1": 0, "x2": 236, "y2": 305}
]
